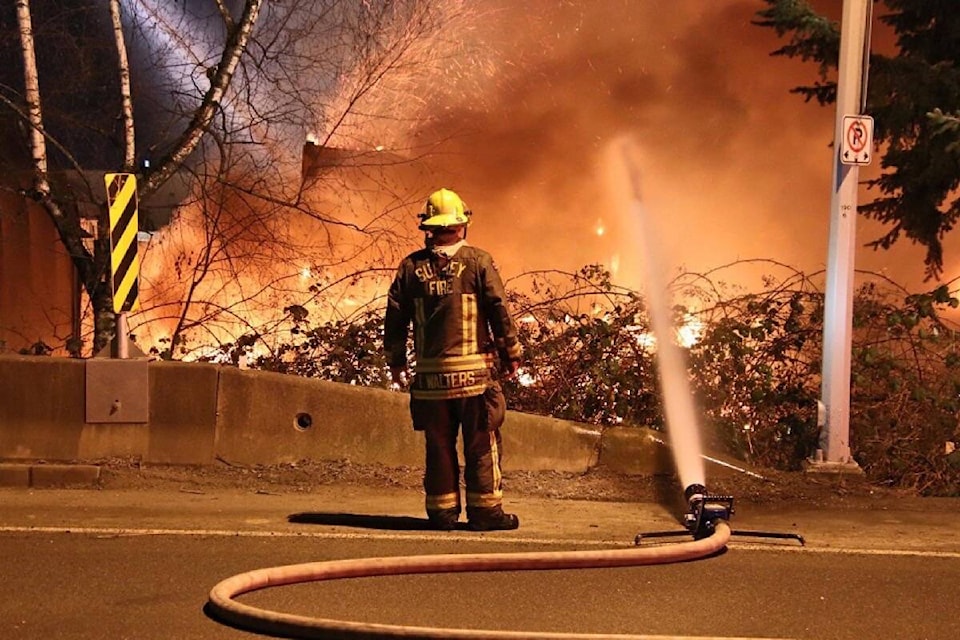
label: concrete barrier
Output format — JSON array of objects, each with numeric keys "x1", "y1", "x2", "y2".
[
  {"x1": 0, "y1": 355, "x2": 763, "y2": 481},
  {"x1": 598, "y1": 427, "x2": 674, "y2": 475},
  {"x1": 144, "y1": 361, "x2": 219, "y2": 465},
  {"x1": 214, "y1": 367, "x2": 423, "y2": 467},
  {"x1": 500, "y1": 412, "x2": 599, "y2": 472},
  {"x1": 0, "y1": 355, "x2": 86, "y2": 460}
]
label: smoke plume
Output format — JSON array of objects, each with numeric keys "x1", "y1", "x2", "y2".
[{"x1": 404, "y1": 0, "x2": 948, "y2": 294}]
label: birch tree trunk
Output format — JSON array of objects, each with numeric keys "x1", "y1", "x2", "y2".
[
  {"x1": 14, "y1": 0, "x2": 47, "y2": 193},
  {"x1": 109, "y1": 0, "x2": 135, "y2": 171}
]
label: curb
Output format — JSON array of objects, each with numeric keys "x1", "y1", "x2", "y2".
[{"x1": 0, "y1": 463, "x2": 101, "y2": 488}]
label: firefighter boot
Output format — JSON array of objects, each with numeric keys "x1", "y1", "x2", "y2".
[
  {"x1": 466, "y1": 506, "x2": 520, "y2": 531},
  {"x1": 427, "y1": 507, "x2": 460, "y2": 531}
]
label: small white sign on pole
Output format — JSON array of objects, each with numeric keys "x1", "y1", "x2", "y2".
[{"x1": 840, "y1": 115, "x2": 874, "y2": 165}]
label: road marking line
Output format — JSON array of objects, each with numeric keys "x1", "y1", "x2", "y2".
[
  {"x1": 728, "y1": 541, "x2": 960, "y2": 558},
  {"x1": 2, "y1": 525, "x2": 959, "y2": 558}
]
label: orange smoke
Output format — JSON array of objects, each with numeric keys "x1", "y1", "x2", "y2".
[{"x1": 401, "y1": 0, "x2": 951, "y2": 295}]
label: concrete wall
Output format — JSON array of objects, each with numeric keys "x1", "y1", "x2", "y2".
[{"x1": 0, "y1": 355, "x2": 758, "y2": 478}]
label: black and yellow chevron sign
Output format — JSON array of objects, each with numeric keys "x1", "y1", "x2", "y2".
[{"x1": 104, "y1": 173, "x2": 140, "y2": 314}]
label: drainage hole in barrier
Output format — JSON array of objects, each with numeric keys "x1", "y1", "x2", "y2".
[{"x1": 295, "y1": 413, "x2": 313, "y2": 431}]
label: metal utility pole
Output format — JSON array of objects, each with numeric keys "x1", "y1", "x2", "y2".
[{"x1": 812, "y1": 0, "x2": 873, "y2": 471}]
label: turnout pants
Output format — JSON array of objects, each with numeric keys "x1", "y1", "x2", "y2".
[{"x1": 410, "y1": 383, "x2": 507, "y2": 519}]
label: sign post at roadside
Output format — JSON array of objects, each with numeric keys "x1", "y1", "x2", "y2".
[
  {"x1": 812, "y1": 0, "x2": 872, "y2": 474},
  {"x1": 86, "y1": 173, "x2": 148, "y2": 424}
]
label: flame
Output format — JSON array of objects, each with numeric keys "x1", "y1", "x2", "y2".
[{"x1": 517, "y1": 368, "x2": 536, "y2": 387}]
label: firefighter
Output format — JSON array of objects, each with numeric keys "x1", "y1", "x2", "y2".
[{"x1": 384, "y1": 188, "x2": 523, "y2": 531}]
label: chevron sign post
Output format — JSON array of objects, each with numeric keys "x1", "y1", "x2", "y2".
[
  {"x1": 104, "y1": 173, "x2": 140, "y2": 360},
  {"x1": 105, "y1": 172, "x2": 140, "y2": 314}
]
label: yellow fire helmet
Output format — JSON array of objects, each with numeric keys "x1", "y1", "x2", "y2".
[{"x1": 418, "y1": 188, "x2": 472, "y2": 230}]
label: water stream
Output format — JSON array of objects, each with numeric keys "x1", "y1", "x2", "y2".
[{"x1": 616, "y1": 140, "x2": 706, "y2": 492}]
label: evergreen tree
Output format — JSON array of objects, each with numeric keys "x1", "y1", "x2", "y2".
[{"x1": 756, "y1": 0, "x2": 960, "y2": 280}]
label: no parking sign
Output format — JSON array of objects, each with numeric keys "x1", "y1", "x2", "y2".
[{"x1": 841, "y1": 114, "x2": 874, "y2": 166}]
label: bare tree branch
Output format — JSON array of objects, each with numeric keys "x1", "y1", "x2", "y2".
[{"x1": 141, "y1": 0, "x2": 263, "y2": 196}]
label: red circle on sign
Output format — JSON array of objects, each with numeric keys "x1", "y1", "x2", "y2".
[{"x1": 847, "y1": 120, "x2": 867, "y2": 153}]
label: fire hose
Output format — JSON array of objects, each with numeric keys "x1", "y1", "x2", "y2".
[{"x1": 207, "y1": 520, "x2": 732, "y2": 640}]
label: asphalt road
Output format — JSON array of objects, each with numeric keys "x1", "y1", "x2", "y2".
[{"x1": 1, "y1": 486, "x2": 959, "y2": 640}]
